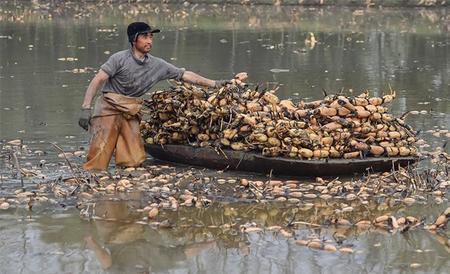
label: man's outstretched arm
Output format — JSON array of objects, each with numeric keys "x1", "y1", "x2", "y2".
[{"x1": 182, "y1": 71, "x2": 230, "y2": 88}]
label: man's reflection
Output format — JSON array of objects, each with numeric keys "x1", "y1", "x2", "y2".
[{"x1": 85, "y1": 198, "x2": 216, "y2": 273}]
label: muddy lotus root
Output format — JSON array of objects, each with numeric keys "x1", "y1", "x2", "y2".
[{"x1": 141, "y1": 76, "x2": 418, "y2": 160}]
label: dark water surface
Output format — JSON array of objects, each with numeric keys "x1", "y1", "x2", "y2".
[{"x1": 0, "y1": 3, "x2": 449, "y2": 273}]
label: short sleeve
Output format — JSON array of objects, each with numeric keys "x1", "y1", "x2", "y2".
[
  {"x1": 157, "y1": 59, "x2": 185, "y2": 81},
  {"x1": 100, "y1": 53, "x2": 120, "y2": 77}
]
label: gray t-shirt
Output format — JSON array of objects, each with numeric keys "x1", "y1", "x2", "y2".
[{"x1": 100, "y1": 49, "x2": 185, "y2": 97}]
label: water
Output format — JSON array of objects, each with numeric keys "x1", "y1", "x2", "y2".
[
  {"x1": 0, "y1": 2, "x2": 449, "y2": 273},
  {"x1": 0, "y1": 199, "x2": 449, "y2": 273},
  {"x1": 1, "y1": 4, "x2": 449, "y2": 148}
]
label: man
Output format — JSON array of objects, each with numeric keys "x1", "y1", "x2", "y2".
[{"x1": 79, "y1": 22, "x2": 230, "y2": 171}]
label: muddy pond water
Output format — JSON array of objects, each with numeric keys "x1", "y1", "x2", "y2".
[{"x1": 0, "y1": 2, "x2": 449, "y2": 273}]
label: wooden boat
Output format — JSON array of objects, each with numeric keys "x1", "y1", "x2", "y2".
[{"x1": 145, "y1": 144, "x2": 419, "y2": 177}]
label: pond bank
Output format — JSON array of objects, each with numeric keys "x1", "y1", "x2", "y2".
[
  {"x1": 169, "y1": 0, "x2": 449, "y2": 7},
  {"x1": 86, "y1": 0, "x2": 449, "y2": 8},
  {"x1": 5, "y1": 0, "x2": 450, "y2": 8}
]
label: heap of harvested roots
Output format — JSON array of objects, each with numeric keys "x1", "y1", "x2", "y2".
[{"x1": 141, "y1": 73, "x2": 418, "y2": 159}]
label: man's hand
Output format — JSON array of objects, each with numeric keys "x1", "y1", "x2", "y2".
[
  {"x1": 79, "y1": 108, "x2": 92, "y2": 131},
  {"x1": 214, "y1": 80, "x2": 233, "y2": 88}
]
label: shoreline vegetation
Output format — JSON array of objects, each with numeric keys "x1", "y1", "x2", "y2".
[
  {"x1": 145, "y1": 0, "x2": 448, "y2": 7},
  {"x1": 1, "y1": 1, "x2": 449, "y2": 35},
  {"x1": 2, "y1": 0, "x2": 450, "y2": 8}
]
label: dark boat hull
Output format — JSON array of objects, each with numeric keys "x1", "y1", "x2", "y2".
[{"x1": 145, "y1": 144, "x2": 419, "y2": 177}]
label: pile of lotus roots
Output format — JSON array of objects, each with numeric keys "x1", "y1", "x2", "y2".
[{"x1": 141, "y1": 73, "x2": 418, "y2": 159}]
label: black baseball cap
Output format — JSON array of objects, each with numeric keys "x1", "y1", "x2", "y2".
[{"x1": 127, "y1": 22, "x2": 160, "y2": 43}]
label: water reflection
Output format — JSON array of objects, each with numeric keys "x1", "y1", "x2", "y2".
[
  {"x1": 84, "y1": 199, "x2": 450, "y2": 273},
  {"x1": 0, "y1": 196, "x2": 448, "y2": 273},
  {"x1": 84, "y1": 198, "x2": 216, "y2": 273}
]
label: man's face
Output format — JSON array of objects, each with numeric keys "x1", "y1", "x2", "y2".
[{"x1": 134, "y1": 32, "x2": 153, "y2": 54}]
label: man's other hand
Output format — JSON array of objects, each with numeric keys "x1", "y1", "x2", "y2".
[
  {"x1": 79, "y1": 108, "x2": 92, "y2": 131},
  {"x1": 214, "y1": 79, "x2": 233, "y2": 88}
]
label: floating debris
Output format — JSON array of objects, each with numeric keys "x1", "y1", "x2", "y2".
[
  {"x1": 339, "y1": 247, "x2": 354, "y2": 253},
  {"x1": 97, "y1": 28, "x2": 117, "y2": 33},
  {"x1": 0, "y1": 202, "x2": 10, "y2": 210},
  {"x1": 57, "y1": 57, "x2": 78, "y2": 62},
  {"x1": 7, "y1": 139, "x2": 22, "y2": 146},
  {"x1": 304, "y1": 32, "x2": 317, "y2": 49},
  {"x1": 148, "y1": 207, "x2": 159, "y2": 219},
  {"x1": 269, "y1": 68, "x2": 290, "y2": 73}
]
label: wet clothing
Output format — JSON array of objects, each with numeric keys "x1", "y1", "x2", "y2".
[
  {"x1": 101, "y1": 49, "x2": 185, "y2": 97},
  {"x1": 84, "y1": 93, "x2": 145, "y2": 171},
  {"x1": 85, "y1": 49, "x2": 186, "y2": 171}
]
